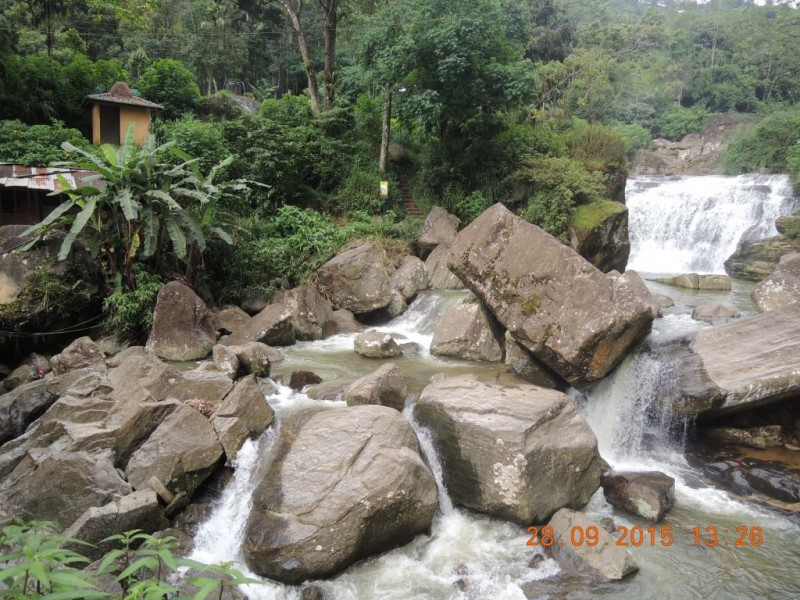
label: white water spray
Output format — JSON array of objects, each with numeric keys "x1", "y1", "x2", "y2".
[{"x1": 627, "y1": 174, "x2": 796, "y2": 274}]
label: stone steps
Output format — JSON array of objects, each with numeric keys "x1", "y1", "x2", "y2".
[{"x1": 399, "y1": 175, "x2": 422, "y2": 217}]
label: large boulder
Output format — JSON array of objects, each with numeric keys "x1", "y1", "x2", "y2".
[
  {"x1": 418, "y1": 207, "x2": 460, "y2": 254},
  {"x1": 354, "y1": 331, "x2": 402, "y2": 358},
  {"x1": 227, "y1": 342, "x2": 280, "y2": 377},
  {"x1": 146, "y1": 281, "x2": 216, "y2": 361},
  {"x1": 331, "y1": 308, "x2": 365, "y2": 334},
  {"x1": 656, "y1": 273, "x2": 731, "y2": 291},
  {"x1": 672, "y1": 303, "x2": 800, "y2": 417},
  {"x1": 0, "y1": 450, "x2": 132, "y2": 528},
  {"x1": 0, "y1": 226, "x2": 103, "y2": 361},
  {"x1": 63, "y1": 490, "x2": 169, "y2": 559},
  {"x1": 344, "y1": 363, "x2": 407, "y2": 411},
  {"x1": 51, "y1": 336, "x2": 105, "y2": 375},
  {"x1": 447, "y1": 204, "x2": 653, "y2": 385},
  {"x1": 703, "y1": 425, "x2": 783, "y2": 449},
  {"x1": 547, "y1": 509, "x2": 638, "y2": 583},
  {"x1": 271, "y1": 285, "x2": 336, "y2": 340},
  {"x1": 425, "y1": 243, "x2": 463, "y2": 289},
  {"x1": 725, "y1": 235, "x2": 800, "y2": 282},
  {"x1": 752, "y1": 253, "x2": 800, "y2": 313},
  {"x1": 125, "y1": 403, "x2": 224, "y2": 497},
  {"x1": 568, "y1": 201, "x2": 630, "y2": 273},
  {"x1": 415, "y1": 374, "x2": 601, "y2": 523},
  {"x1": 211, "y1": 376, "x2": 274, "y2": 462},
  {"x1": 210, "y1": 305, "x2": 251, "y2": 335},
  {"x1": 691, "y1": 301, "x2": 740, "y2": 323},
  {"x1": 315, "y1": 243, "x2": 392, "y2": 314},
  {"x1": 243, "y1": 405, "x2": 438, "y2": 584},
  {"x1": 601, "y1": 471, "x2": 675, "y2": 521},
  {"x1": 390, "y1": 255, "x2": 428, "y2": 301},
  {"x1": 430, "y1": 303, "x2": 504, "y2": 362},
  {"x1": 0, "y1": 380, "x2": 56, "y2": 445}
]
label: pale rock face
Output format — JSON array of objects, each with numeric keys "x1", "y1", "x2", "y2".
[
  {"x1": 316, "y1": 243, "x2": 392, "y2": 314},
  {"x1": 430, "y1": 302, "x2": 504, "y2": 362},
  {"x1": 415, "y1": 374, "x2": 601, "y2": 523},
  {"x1": 752, "y1": 253, "x2": 800, "y2": 312},
  {"x1": 418, "y1": 206, "x2": 460, "y2": 253},
  {"x1": 146, "y1": 281, "x2": 216, "y2": 361}
]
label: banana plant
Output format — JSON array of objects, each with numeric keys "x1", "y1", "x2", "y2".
[{"x1": 20, "y1": 124, "x2": 249, "y2": 291}]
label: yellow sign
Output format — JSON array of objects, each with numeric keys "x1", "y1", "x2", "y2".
[{"x1": 380, "y1": 181, "x2": 389, "y2": 198}]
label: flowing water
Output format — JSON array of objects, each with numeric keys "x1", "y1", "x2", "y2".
[
  {"x1": 627, "y1": 174, "x2": 796, "y2": 274},
  {"x1": 191, "y1": 176, "x2": 800, "y2": 599}
]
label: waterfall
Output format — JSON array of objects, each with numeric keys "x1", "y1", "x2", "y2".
[
  {"x1": 627, "y1": 174, "x2": 796, "y2": 274},
  {"x1": 405, "y1": 405, "x2": 454, "y2": 514}
]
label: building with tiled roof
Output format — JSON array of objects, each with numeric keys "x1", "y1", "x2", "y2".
[{"x1": 85, "y1": 81, "x2": 162, "y2": 146}]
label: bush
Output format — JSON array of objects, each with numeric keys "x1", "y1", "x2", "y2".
[
  {"x1": 103, "y1": 265, "x2": 164, "y2": 344},
  {"x1": 788, "y1": 142, "x2": 800, "y2": 194},
  {"x1": 611, "y1": 122, "x2": 652, "y2": 161},
  {"x1": 138, "y1": 59, "x2": 201, "y2": 119},
  {"x1": 333, "y1": 159, "x2": 395, "y2": 215},
  {"x1": 652, "y1": 104, "x2": 709, "y2": 141},
  {"x1": 521, "y1": 185, "x2": 575, "y2": 242},
  {"x1": 563, "y1": 120, "x2": 627, "y2": 168},
  {"x1": 0, "y1": 120, "x2": 90, "y2": 165},
  {"x1": 160, "y1": 118, "x2": 229, "y2": 173},
  {"x1": 724, "y1": 111, "x2": 800, "y2": 175},
  {"x1": 452, "y1": 191, "x2": 488, "y2": 223}
]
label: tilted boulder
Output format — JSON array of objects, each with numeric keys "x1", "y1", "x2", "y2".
[
  {"x1": 672, "y1": 303, "x2": 800, "y2": 417},
  {"x1": 425, "y1": 243, "x2": 463, "y2": 289},
  {"x1": 447, "y1": 204, "x2": 653, "y2": 385},
  {"x1": 725, "y1": 235, "x2": 800, "y2": 282},
  {"x1": 210, "y1": 305, "x2": 251, "y2": 335},
  {"x1": 691, "y1": 301, "x2": 740, "y2": 323},
  {"x1": 315, "y1": 242, "x2": 392, "y2": 314},
  {"x1": 418, "y1": 206, "x2": 460, "y2": 254},
  {"x1": 331, "y1": 308, "x2": 365, "y2": 334},
  {"x1": 212, "y1": 344, "x2": 239, "y2": 379},
  {"x1": 344, "y1": 363, "x2": 407, "y2": 411},
  {"x1": 547, "y1": 509, "x2": 638, "y2": 582},
  {"x1": 125, "y1": 403, "x2": 224, "y2": 497},
  {"x1": 415, "y1": 374, "x2": 601, "y2": 523},
  {"x1": 354, "y1": 331, "x2": 402, "y2": 358},
  {"x1": 752, "y1": 253, "x2": 800, "y2": 313},
  {"x1": 601, "y1": 471, "x2": 675, "y2": 522},
  {"x1": 227, "y1": 341, "x2": 281, "y2": 377},
  {"x1": 146, "y1": 281, "x2": 216, "y2": 361},
  {"x1": 430, "y1": 302, "x2": 504, "y2": 362},
  {"x1": 243, "y1": 405, "x2": 438, "y2": 584},
  {"x1": 51, "y1": 336, "x2": 105, "y2": 375},
  {"x1": 211, "y1": 376, "x2": 274, "y2": 462},
  {"x1": 226, "y1": 286, "x2": 336, "y2": 346},
  {"x1": 390, "y1": 255, "x2": 428, "y2": 301}
]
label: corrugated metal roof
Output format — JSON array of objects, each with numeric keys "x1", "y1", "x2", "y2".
[{"x1": 0, "y1": 165, "x2": 105, "y2": 192}]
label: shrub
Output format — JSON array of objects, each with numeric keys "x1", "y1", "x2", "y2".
[
  {"x1": 652, "y1": 104, "x2": 709, "y2": 141},
  {"x1": 724, "y1": 111, "x2": 800, "y2": 175},
  {"x1": 564, "y1": 120, "x2": 627, "y2": 168},
  {"x1": 0, "y1": 120, "x2": 90, "y2": 166},
  {"x1": 138, "y1": 59, "x2": 202, "y2": 119},
  {"x1": 160, "y1": 118, "x2": 229, "y2": 173},
  {"x1": 521, "y1": 185, "x2": 575, "y2": 242},
  {"x1": 452, "y1": 191, "x2": 489, "y2": 223},
  {"x1": 332, "y1": 159, "x2": 395, "y2": 215},
  {"x1": 611, "y1": 122, "x2": 652, "y2": 161},
  {"x1": 103, "y1": 265, "x2": 163, "y2": 343}
]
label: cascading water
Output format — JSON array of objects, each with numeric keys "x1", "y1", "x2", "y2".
[{"x1": 627, "y1": 174, "x2": 796, "y2": 274}]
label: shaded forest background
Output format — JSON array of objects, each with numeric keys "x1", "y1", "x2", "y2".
[{"x1": 1, "y1": 0, "x2": 800, "y2": 339}]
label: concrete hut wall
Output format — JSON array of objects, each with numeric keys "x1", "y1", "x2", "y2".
[{"x1": 91, "y1": 103, "x2": 152, "y2": 145}]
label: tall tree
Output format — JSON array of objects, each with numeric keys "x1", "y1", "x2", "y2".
[
  {"x1": 320, "y1": 0, "x2": 340, "y2": 107},
  {"x1": 274, "y1": 0, "x2": 322, "y2": 115}
]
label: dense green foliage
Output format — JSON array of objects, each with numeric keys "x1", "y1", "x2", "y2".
[
  {"x1": 0, "y1": 518, "x2": 257, "y2": 599},
  {"x1": 724, "y1": 111, "x2": 800, "y2": 175},
  {"x1": 0, "y1": 120, "x2": 90, "y2": 165}
]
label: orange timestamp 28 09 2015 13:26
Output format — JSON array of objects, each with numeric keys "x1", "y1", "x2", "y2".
[{"x1": 526, "y1": 525, "x2": 764, "y2": 548}]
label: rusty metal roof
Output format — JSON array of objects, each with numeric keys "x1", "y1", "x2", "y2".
[{"x1": 0, "y1": 165, "x2": 105, "y2": 192}]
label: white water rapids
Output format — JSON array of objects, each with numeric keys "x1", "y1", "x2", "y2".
[
  {"x1": 188, "y1": 175, "x2": 800, "y2": 599},
  {"x1": 627, "y1": 174, "x2": 795, "y2": 274}
]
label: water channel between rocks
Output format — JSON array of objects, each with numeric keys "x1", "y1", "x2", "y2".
[{"x1": 189, "y1": 175, "x2": 800, "y2": 600}]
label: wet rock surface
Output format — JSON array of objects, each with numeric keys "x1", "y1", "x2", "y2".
[{"x1": 601, "y1": 470, "x2": 675, "y2": 521}]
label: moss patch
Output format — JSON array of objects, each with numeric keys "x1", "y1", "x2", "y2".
[{"x1": 570, "y1": 201, "x2": 626, "y2": 232}]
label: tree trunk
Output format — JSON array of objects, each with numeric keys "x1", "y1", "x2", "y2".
[
  {"x1": 321, "y1": 0, "x2": 339, "y2": 108},
  {"x1": 379, "y1": 85, "x2": 392, "y2": 173},
  {"x1": 278, "y1": 0, "x2": 322, "y2": 116}
]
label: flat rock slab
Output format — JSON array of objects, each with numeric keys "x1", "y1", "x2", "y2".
[
  {"x1": 674, "y1": 303, "x2": 800, "y2": 418},
  {"x1": 447, "y1": 203, "x2": 653, "y2": 385},
  {"x1": 601, "y1": 471, "x2": 675, "y2": 521},
  {"x1": 243, "y1": 405, "x2": 437, "y2": 584},
  {"x1": 547, "y1": 509, "x2": 638, "y2": 582},
  {"x1": 415, "y1": 374, "x2": 601, "y2": 523},
  {"x1": 656, "y1": 273, "x2": 731, "y2": 291}
]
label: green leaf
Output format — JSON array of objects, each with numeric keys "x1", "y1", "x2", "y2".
[
  {"x1": 20, "y1": 199, "x2": 75, "y2": 237},
  {"x1": 115, "y1": 188, "x2": 139, "y2": 221},
  {"x1": 28, "y1": 560, "x2": 50, "y2": 589},
  {"x1": 209, "y1": 227, "x2": 233, "y2": 245},
  {"x1": 141, "y1": 209, "x2": 159, "y2": 258},
  {"x1": 116, "y1": 556, "x2": 158, "y2": 581},
  {"x1": 165, "y1": 218, "x2": 187, "y2": 258},
  {"x1": 44, "y1": 590, "x2": 110, "y2": 600},
  {"x1": 58, "y1": 197, "x2": 97, "y2": 261},
  {"x1": 96, "y1": 548, "x2": 126, "y2": 575}
]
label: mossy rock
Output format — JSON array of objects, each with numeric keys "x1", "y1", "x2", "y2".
[{"x1": 569, "y1": 201, "x2": 630, "y2": 273}]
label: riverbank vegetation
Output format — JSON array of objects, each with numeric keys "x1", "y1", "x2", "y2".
[{"x1": 1, "y1": 0, "x2": 799, "y2": 334}]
